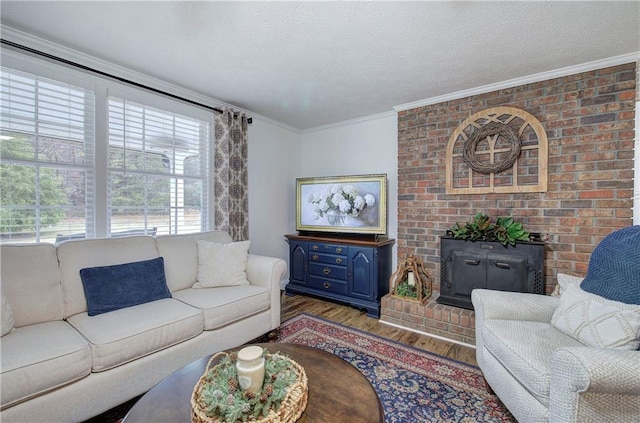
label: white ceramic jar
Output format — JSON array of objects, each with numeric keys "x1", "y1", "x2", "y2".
[{"x1": 236, "y1": 346, "x2": 265, "y2": 394}]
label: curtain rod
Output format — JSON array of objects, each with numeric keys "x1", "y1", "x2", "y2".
[{"x1": 0, "y1": 39, "x2": 252, "y2": 124}]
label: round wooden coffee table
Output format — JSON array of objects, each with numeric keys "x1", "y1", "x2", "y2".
[{"x1": 123, "y1": 343, "x2": 384, "y2": 422}]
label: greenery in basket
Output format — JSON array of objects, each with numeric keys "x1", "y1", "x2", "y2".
[
  {"x1": 395, "y1": 279, "x2": 430, "y2": 299},
  {"x1": 199, "y1": 351, "x2": 298, "y2": 423},
  {"x1": 446, "y1": 212, "x2": 531, "y2": 246}
]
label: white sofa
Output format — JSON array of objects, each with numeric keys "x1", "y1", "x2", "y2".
[{"x1": 0, "y1": 231, "x2": 287, "y2": 423}]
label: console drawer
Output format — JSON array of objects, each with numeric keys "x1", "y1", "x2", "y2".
[
  {"x1": 309, "y1": 243, "x2": 346, "y2": 256},
  {"x1": 309, "y1": 252, "x2": 347, "y2": 266},
  {"x1": 308, "y1": 275, "x2": 347, "y2": 295},
  {"x1": 309, "y1": 262, "x2": 347, "y2": 280}
]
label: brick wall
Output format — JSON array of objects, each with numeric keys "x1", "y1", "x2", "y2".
[{"x1": 382, "y1": 63, "x2": 636, "y2": 344}]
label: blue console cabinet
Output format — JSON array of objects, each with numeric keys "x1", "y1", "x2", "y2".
[{"x1": 285, "y1": 234, "x2": 395, "y2": 318}]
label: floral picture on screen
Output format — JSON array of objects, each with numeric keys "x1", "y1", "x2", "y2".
[{"x1": 296, "y1": 174, "x2": 387, "y2": 235}]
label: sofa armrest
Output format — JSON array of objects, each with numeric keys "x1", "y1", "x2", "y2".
[
  {"x1": 550, "y1": 347, "x2": 640, "y2": 422},
  {"x1": 471, "y1": 288, "x2": 559, "y2": 323},
  {"x1": 246, "y1": 254, "x2": 287, "y2": 330}
]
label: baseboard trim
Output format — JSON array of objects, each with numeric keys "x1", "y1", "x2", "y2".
[{"x1": 378, "y1": 319, "x2": 476, "y2": 350}]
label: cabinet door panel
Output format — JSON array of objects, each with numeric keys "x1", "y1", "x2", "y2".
[
  {"x1": 290, "y1": 242, "x2": 308, "y2": 285},
  {"x1": 349, "y1": 248, "x2": 374, "y2": 300}
]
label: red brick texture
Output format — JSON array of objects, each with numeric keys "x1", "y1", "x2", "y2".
[
  {"x1": 381, "y1": 63, "x2": 637, "y2": 344},
  {"x1": 381, "y1": 295, "x2": 476, "y2": 345}
]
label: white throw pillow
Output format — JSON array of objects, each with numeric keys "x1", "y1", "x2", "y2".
[
  {"x1": 551, "y1": 272, "x2": 584, "y2": 297},
  {"x1": 1, "y1": 291, "x2": 15, "y2": 337},
  {"x1": 194, "y1": 240, "x2": 251, "y2": 288},
  {"x1": 551, "y1": 284, "x2": 640, "y2": 349}
]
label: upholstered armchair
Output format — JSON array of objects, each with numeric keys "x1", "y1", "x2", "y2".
[
  {"x1": 472, "y1": 226, "x2": 640, "y2": 423},
  {"x1": 473, "y1": 289, "x2": 640, "y2": 422}
]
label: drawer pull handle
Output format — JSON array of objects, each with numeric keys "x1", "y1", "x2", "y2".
[
  {"x1": 312, "y1": 245, "x2": 319, "y2": 250},
  {"x1": 465, "y1": 259, "x2": 480, "y2": 265},
  {"x1": 495, "y1": 262, "x2": 511, "y2": 269},
  {"x1": 336, "y1": 258, "x2": 342, "y2": 264},
  {"x1": 336, "y1": 248, "x2": 343, "y2": 253},
  {"x1": 312, "y1": 254, "x2": 318, "y2": 261},
  {"x1": 323, "y1": 267, "x2": 331, "y2": 275},
  {"x1": 323, "y1": 281, "x2": 331, "y2": 289}
]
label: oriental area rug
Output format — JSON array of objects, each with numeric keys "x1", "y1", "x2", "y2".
[{"x1": 278, "y1": 313, "x2": 515, "y2": 423}]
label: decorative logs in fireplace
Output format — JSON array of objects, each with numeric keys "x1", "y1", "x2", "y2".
[{"x1": 438, "y1": 236, "x2": 545, "y2": 309}]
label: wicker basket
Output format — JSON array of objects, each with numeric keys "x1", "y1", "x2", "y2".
[{"x1": 191, "y1": 352, "x2": 308, "y2": 423}]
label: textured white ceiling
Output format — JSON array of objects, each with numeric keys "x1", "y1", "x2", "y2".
[{"x1": 1, "y1": 1, "x2": 639, "y2": 130}]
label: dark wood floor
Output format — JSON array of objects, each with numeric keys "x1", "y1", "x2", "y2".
[{"x1": 281, "y1": 292, "x2": 478, "y2": 366}]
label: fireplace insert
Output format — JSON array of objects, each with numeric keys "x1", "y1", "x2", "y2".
[{"x1": 438, "y1": 237, "x2": 544, "y2": 309}]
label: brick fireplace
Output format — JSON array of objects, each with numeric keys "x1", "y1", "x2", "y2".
[{"x1": 380, "y1": 62, "x2": 637, "y2": 345}]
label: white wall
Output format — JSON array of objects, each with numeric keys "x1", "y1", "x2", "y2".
[
  {"x1": 250, "y1": 111, "x2": 399, "y2": 288},
  {"x1": 299, "y1": 112, "x2": 399, "y2": 270},
  {"x1": 248, "y1": 118, "x2": 301, "y2": 269}
]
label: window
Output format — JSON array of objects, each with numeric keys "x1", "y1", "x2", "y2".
[
  {"x1": 0, "y1": 67, "x2": 94, "y2": 243},
  {"x1": 0, "y1": 55, "x2": 213, "y2": 244},
  {"x1": 108, "y1": 98, "x2": 210, "y2": 235}
]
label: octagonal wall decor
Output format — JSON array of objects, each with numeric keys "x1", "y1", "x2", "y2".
[{"x1": 446, "y1": 106, "x2": 548, "y2": 194}]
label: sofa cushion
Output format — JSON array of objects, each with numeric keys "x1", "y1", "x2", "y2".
[
  {"x1": 481, "y1": 319, "x2": 585, "y2": 406},
  {"x1": 67, "y1": 298, "x2": 203, "y2": 372},
  {"x1": 551, "y1": 284, "x2": 640, "y2": 350},
  {"x1": 58, "y1": 236, "x2": 160, "y2": 318},
  {"x1": 1, "y1": 291, "x2": 14, "y2": 336},
  {"x1": 580, "y1": 225, "x2": 640, "y2": 305},
  {"x1": 0, "y1": 321, "x2": 92, "y2": 409},
  {"x1": 156, "y1": 231, "x2": 233, "y2": 292},
  {"x1": 172, "y1": 286, "x2": 270, "y2": 330},
  {"x1": 80, "y1": 257, "x2": 172, "y2": 316},
  {"x1": 194, "y1": 240, "x2": 251, "y2": 288},
  {"x1": 0, "y1": 244, "x2": 63, "y2": 326}
]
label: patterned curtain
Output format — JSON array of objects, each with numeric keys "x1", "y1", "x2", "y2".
[{"x1": 213, "y1": 108, "x2": 249, "y2": 241}]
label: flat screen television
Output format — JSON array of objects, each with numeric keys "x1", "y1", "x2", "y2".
[{"x1": 296, "y1": 174, "x2": 387, "y2": 235}]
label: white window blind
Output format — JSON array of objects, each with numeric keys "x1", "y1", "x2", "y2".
[
  {"x1": 108, "y1": 97, "x2": 210, "y2": 235},
  {"x1": 0, "y1": 67, "x2": 95, "y2": 243}
]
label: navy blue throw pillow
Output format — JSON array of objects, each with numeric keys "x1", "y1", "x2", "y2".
[
  {"x1": 80, "y1": 257, "x2": 171, "y2": 316},
  {"x1": 580, "y1": 225, "x2": 640, "y2": 305}
]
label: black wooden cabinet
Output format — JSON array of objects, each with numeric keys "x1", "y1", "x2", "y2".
[{"x1": 285, "y1": 234, "x2": 395, "y2": 318}]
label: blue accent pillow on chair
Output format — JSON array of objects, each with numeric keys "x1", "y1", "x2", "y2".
[
  {"x1": 580, "y1": 226, "x2": 640, "y2": 305},
  {"x1": 80, "y1": 257, "x2": 172, "y2": 316}
]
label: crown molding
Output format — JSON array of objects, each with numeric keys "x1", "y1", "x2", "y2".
[
  {"x1": 394, "y1": 52, "x2": 640, "y2": 112},
  {"x1": 301, "y1": 110, "x2": 396, "y2": 134},
  {"x1": 2, "y1": 25, "x2": 636, "y2": 134}
]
